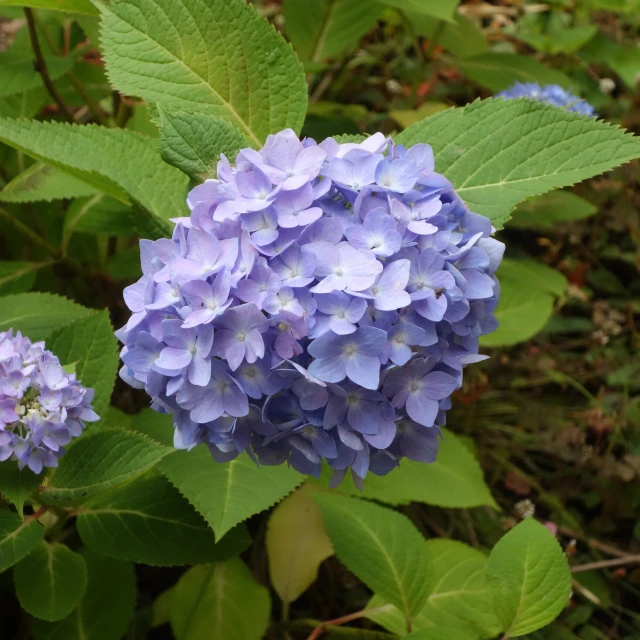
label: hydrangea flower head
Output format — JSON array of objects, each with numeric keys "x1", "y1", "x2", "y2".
[
  {"x1": 0, "y1": 329, "x2": 99, "y2": 473},
  {"x1": 497, "y1": 82, "x2": 595, "y2": 117},
  {"x1": 118, "y1": 129, "x2": 504, "y2": 487}
]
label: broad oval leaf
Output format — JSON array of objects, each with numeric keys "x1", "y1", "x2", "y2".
[
  {"x1": 266, "y1": 486, "x2": 334, "y2": 604},
  {"x1": 170, "y1": 559, "x2": 270, "y2": 640},
  {"x1": 396, "y1": 98, "x2": 640, "y2": 228},
  {"x1": 376, "y1": 0, "x2": 458, "y2": 21},
  {"x1": 98, "y1": 0, "x2": 308, "y2": 145},
  {"x1": 0, "y1": 55, "x2": 73, "y2": 99},
  {"x1": 313, "y1": 492, "x2": 430, "y2": 624},
  {"x1": 509, "y1": 191, "x2": 598, "y2": 230},
  {"x1": 0, "y1": 509, "x2": 45, "y2": 572},
  {"x1": 159, "y1": 448, "x2": 303, "y2": 539},
  {"x1": 14, "y1": 542, "x2": 87, "y2": 622},
  {"x1": 63, "y1": 194, "x2": 134, "y2": 240},
  {"x1": 0, "y1": 261, "x2": 44, "y2": 296},
  {"x1": 40, "y1": 429, "x2": 170, "y2": 506},
  {"x1": 1, "y1": 0, "x2": 98, "y2": 15},
  {"x1": 0, "y1": 465, "x2": 44, "y2": 515},
  {"x1": 486, "y1": 518, "x2": 571, "y2": 637}
]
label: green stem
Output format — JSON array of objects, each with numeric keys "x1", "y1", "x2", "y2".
[
  {"x1": 424, "y1": 19, "x2": 445, "y2": 59},
  {"x1": 68, "y1": 72, "x2": 108, "y2": 126}
]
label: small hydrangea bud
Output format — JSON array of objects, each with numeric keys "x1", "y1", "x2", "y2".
[{"x1": 497, "y1": 82, "x2": 595, "y2": 117}]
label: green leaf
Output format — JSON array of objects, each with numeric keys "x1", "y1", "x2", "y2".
[
  {"x1": 0, "y1": 293, "x2": 92, "y2": 341},
  {"x1": 313, "y1": 493, "x2": 430, "y2": 624},
  {"x1": 0, "y1": 87, "x2": 47, "y2": 119},
  {"x1": 0, "y1": 162, "x2": 99, "y2": 203},
  {"x1": 283, "y1": 0, "x2": 383, "y2": 62},
  {"x1": 0, "y1": 0, "x2": 98, "y2": 15},
  {"x1": 397, "y1": 98, "x2": 640, "y2": 228},
  {"x1": 509, "y1": 191, "x2": 598, "y2": 230},
  {"x1": 455, "y1": 53, "x2": 572, "y2": 91},
  {"x1": 0, "y1": 261, "x2": 45, "y2": 295},
  {"x1": 266, "y1": 486, "x2": 334, "y2": 604},
  {"x1": 486, "y1": 518, "x2": 571, "y2": 636},
  {"x1": 481, "y1": 259, "x2": 567, "y2": 347},
  {"x1": 158, "y1": 108, "x2": 247, "y2": 181},
  {"x1": 402, "y1": 630, "x2": 473, "y2": 640},
  {"x1": 129, "y1": 408, "x2": 175, "y2": 446},
  {"x1": 46, "y1": 310, "x2": 119, "y2": 417},
  {"x1": 377, "y1": 0, "x2": 458, "y2": 22},
  {"x1": 367, "y1": 540, "x2": 502, "y2": 638},
  {"x1": 63, "y1": 194, "x2": 134, "y2": 240},
  {"x1": 581, "y1": 34, "x2": 640, "y2": 90},
  {"x1": 14, "y1": 542, "x2": 87, "y2": 622},
  {"x1": 98, "y1": 0, "x2": 307, "y2": 146},
  {"x1": 30, "y1": 549, "x2": 136, "y2": 640},
  {"x1": 0, "y1": 465, "x2": 44, "y2": 515},
  {"x1": 0, "y1": 509, "x2": 45, "y2": 572},
  {"x1": 39, "y1": 429, "x2": 170, "y2": 506},
  {"x1": 0, "y1": 55, "x2": 73, "y2": 99},
  {"x1": 0, "y1": 119, "x2": 189, "y2": 234},
  {"x1": 159, "y1": 448, "x2": 303, "y2": 539},
  {"x1": 170, "y1": 559, "x2": 270, "y2": 640},
  {"x1": 76, "y1": 471, "x2": 250, "y2": 566},
  {"x1": 391, "y1": 102, "x2": 449, "y2": 129}
]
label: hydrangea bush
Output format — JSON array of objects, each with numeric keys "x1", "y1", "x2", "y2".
[{"x1": 117, "y1": 130, "x2": 503, "y2": 485}]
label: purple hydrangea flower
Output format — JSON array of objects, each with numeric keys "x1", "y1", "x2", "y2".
[
  {"x1": 117, "y1": 129, "x2": 504, "y2": 486},
  {"x1": 0, "y1": 329, "x2": 99, "y2": 473},
  {"x1": 496, "y1": 82, "x2": 595, "y2": 117}
]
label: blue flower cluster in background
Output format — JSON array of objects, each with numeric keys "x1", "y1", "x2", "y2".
[
  {"x1": 0, "y1": 330, "x2": 99, "y2": 473},
  {"x1": 497, "y1": 82, "x2": 595, "y2": 117},
  {"x1": 118, "y1": 130, "x2": 504, "y2": 486}
]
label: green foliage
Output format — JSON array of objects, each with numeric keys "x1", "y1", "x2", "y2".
[
  {"x1": 486, "y1": 518, "x2": 572, "y2": 636},
  {"x1": 46, "y1": 310, "x2": 119, "y2": 417},
  {"x1": 39, "y1": 429, "x2": 169, "y2": 506},
  {"x1": 0, "y1": 293, "x2": 92, "y2": 341},
  {"x1": 169, "y1": 559, "x2": 271, "y2": 640},
  {"x1": 30, "y1": 549, "x2": 136, "y2": 640},
  {"x1": 377, "y1": 0, "x2": 458, "y2": 21},
  {"x1": 0, "y1": 466, "x2": 43, "y2": 515},
  {"x1": 409, "y1": 12, "x2": 489, "y2": 59},
  {"x1": 0, "y1": 55, "x2": 73, "y2": 99},
  {"x1": 0, "y1": 510, "x2": 45, "y2": 572},
  {"x1": 509, "y1": 191, "x2": 598, "y2": 230},
  {"x1": 283, "y1": 0, "x2": 383, "y2": 62},
  {"x1": 313, "y1": 493, "x2": 430, "y2": 625},
  {"x1": 0, "y1": 0, "x2": 98, "y2": 15},
  {"x1": 159, "y1": 447, "x2": 303, "y2": 538},
  {"x1": 158, "y1": 107, "x2": 247, "y2": 181},
  {"x1": 76, "y1": 471, "x2": 250, "y2": 565},
  {"x1": 63, "y1": 194, "x2": 134, "y2": 239},
  {"x1": 0, "y1": 261, "x2": 42, "y2": 295},
  {"x1": 98, "y1": 0, "x2": 308, "y2": 146},
  {"x1": 266, "y1": 486, "x2": 334, "y2": 604},
  {"x1": 397, "y1": 98, "x2": 640, "y2": 228},
  {"x1": 14, "y1": 542, "x2": 87, "y2": 622}
]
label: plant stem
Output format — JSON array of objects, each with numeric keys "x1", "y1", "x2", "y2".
[
  {"x1": 24, "y1": 8, "x2": 75, "y2": 123},
  {"x1": 572, "y1": 554, "x2": 640, "y2": 574},
  {"x1": 303, "y1": 607, "x2": 393, "y2": 640},
  {"x1": 279, "y1": 620, "x2": 395, "y2": 639},
  {"x1": 0, "y1": 207, "x2": 59, "y2": 255},
  {"x1": 424, "y1": 19, "x2": 445, "y2": 60}
]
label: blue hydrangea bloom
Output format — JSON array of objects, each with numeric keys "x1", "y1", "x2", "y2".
[
  {"x1": 497, "y1": 82, "x2": 595, "y2": 117},
  {"x1": 117, "y1": 130, "x2": 504, "y2": 487},
  {"x1": 0, "y1": 329, "x2": 99, "y2": 473}
]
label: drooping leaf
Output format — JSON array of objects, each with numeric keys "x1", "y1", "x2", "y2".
[
  {"x1": 14, "y1": 542, "x2": 87, "y2": 622},
  {"x1": 170, "y1": 559, "x2": 270, "y2": 640},
  {"x1": 63, "y1": 194, "x2": 134, "y2": 239},
  {"x1": 0, "y1": 293, "x2": 92, "y2": 341},
  {"x1": 46, "y1": 310, "x2": 119, "y2": 417},
  {"x1": 0, "y1": 0, "x2": 98, "y2": 15},
  {"x1": 0, "y1": 509, "x2": 45, "y2": 572},
  {"x1": 313, "y1": 493, "x2": 430, "y2": 625},
  {"x1": 151, "y1": 587, "x2": 173, "y2": 627},
  {"x1": 76, "y1": 471, "x2": 250, "y2": 566},
  {"x1": 0, "y1": 261, "x2": 45, "y2": 295},
  {"x1": 509, "y1": 190, "x2": 598, "y2": 230},
  {"x1": 376, "y1": 0, "x2": 458, "y2": 22},
  {"x1": 98, "y1": 0, "x2": 308, "y2": 146},
  {"x1": 0, "y1": 465, "x2": 44, "y2": 515},
  {"x1": 158, "y1": 108, "x2": 247, "y2": 181},
  {"x1": 0, "y1": 163, "x2": 98, "y2": 203},
  {"x1": 0, "y1": 55, "x2": 73, "y2": 99},
  {"x1": 283, "y1": 0, "x2": 383, "y2": 62},
  {"x1": 455, "y1": 53, "x2": 572, "y2": 91},
  {"x1": 397, "y1": 98, "x2": 640, "y2": 228},
  {"x1": 486, "y1": 518, "x2": 571, "y2": 636},
  {"x1": 266, "y1": 486, "x2": 334, "y2": 604},
  {"x1": 30, "y1": 549, "x2": 136, "y2": 640},
  {"x1": 159, "y1": 448, "x2": 303, "y2": 539},
  {"x1": 0, "y1": 119, "x2": 189, "y2": 234},
  {"x1": 39, "y1": 429, "x2": 170, "y2": 506}
]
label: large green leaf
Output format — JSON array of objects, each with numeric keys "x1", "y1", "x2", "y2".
[
  {"x1": 313, "y1": 493, "x2": 430, "y2": 626},
  {"x1": 0, "y1": 0, "x2": 98, "y2": 15},
  {"x1": 170, "y1": 559, "x2": 270, "y2": 640},
  {"x1": 76, "y1": 471, "x2": 250, "y2": 566},
  {"x1": 39, "y1": 429, "x2": 170, "y2": 506},
  {"x1": 266, "y1": 486, "x2": 334, "y2": 604},
  {"x1": 63, "y1": 194, "x2": 134, "y2": 239},
  {"x1": 486, "y1": 518, "x2": 571, "y2": 636},
  {"x1": 30, "y1": 549, "x2": 136, "y2": 640},
  {"x1": 509, "y1": 191, "x2": 598, "y2": 230},
  {"x1": 0, "y1": 509, "x2": 45, "y2": 572},
  {"x1": 14, "y1": 542, "x2": 87, "y2": 622},
  {"x1": 0, "y1": 55, "x2": 73, "y2": 99},
  {"x1": 0, "y1": 466, "x2": 43, "y2": 515},
  {"x1": 46, "y1": 310, "x2": 119, "y2": 417},
  {"x1": 397, "y1": 98, "x2": 640, "y2": 228},
  {"x1": 455, "y1": 53, "x2": 572, "y2": 91},
  {"x1": 377, "y1": 0, "x2": 458, "y2": 22},
  {"x1": 98, "y1": 0, "x2": 307, "y2": 146},
  {"x1": 283, "y1": 0, "x2": 383, "y2": 62},
  {"x1": 0, "y1": 162, "x2": 98, "y2": 203},
  {"x1": 158, "y1": 108, "x2": 247, "y2": 181},
  {"x1": 0, "y1": 293, "x2": 92, "y2": 341},
  {"x1": 159, "y1": 448, "x2": 303, "y2": 539},
  {"x1": 367, "y1": 540, "x2": 502, "y2": 638},
  {"x1": 0, "y1": 119, "x2": 189, "y2": 234},
  {"x1": 0, "y1": 261, "x2": 44, "y2": 295}
]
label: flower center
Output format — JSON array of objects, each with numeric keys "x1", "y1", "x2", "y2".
[
  {"x1": 343, "y1": 344, "x2": 356, "y2": 356},
  {"x1": 237, "y1": 332, "x2": 246, "y2": 342}
]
